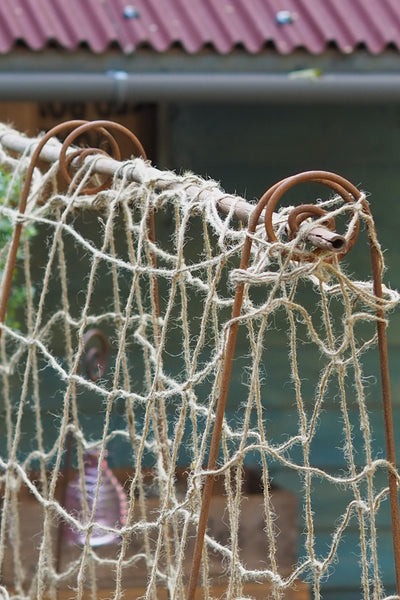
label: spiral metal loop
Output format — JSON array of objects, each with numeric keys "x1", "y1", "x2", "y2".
[
  {"x1": 58, "y1": 119, "x2": 147, "y2": 195},
  {"x1": 287, "y1": 204, "x2": 336, "y2": 237},
  {"x1": 0, "y1": 119, "x2": 147, "y2": 332},
  {"x1": 261, "y1": 170, "x2": 362, "y2": 262}
]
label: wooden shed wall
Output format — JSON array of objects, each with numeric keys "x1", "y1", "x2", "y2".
[{"x1": 0, "y1": 101, "x2": 157, "y2": 157}]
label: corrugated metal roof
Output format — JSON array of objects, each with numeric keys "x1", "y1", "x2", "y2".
[{"x1": 1, "y1": 0, "x2": 400, "y2": 55}]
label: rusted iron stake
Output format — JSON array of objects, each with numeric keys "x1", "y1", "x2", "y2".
[
  {"x1": 368, "y1": 216, "x2": 400, "y2": 594},
  {"x1": 186, "y1": 225, "x2": 255, "y2": 600}
]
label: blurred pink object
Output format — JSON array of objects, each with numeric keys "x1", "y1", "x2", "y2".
[{"x1": 64, "y1": 450, "x2": 128, "y2": 546}]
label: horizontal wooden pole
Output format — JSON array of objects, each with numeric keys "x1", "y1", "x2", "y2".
[{"x1": 0, "y1": 126, "x2": 346, "y2": 253}]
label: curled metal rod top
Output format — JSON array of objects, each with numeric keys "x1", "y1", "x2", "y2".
[
  {"x1": 260, "y1": 170, "x2": 363, "y2": 262},
  {"x1": 0, "y1": 119, "x2": 147, "y2": 333}
]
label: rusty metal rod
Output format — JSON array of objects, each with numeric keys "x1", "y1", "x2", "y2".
[
  {"x1": 186, "y1": 209, "x2": 260, "y2": 600},
  {"x1": 366, "y1": 204, "x2": 400, "y2": 594}
]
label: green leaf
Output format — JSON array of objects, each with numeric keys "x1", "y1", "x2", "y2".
[{"x1": 0, "y1": 164, "x2": 37, "y2": 329}]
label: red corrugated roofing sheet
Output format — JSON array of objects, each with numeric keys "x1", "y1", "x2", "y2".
[{"x1": 1, "y1": 0, "x2": 400, "y2": 55}]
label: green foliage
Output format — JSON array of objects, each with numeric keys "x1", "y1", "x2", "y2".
[{"x1": 0, "y1": 165, "x2": 37, "y2": 329}]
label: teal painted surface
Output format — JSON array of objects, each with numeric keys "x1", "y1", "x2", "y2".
[{"x1": 167, "y1": 102, "x2": 400, "y2": 596}]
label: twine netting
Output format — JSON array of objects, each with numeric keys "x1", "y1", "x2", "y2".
[{"x1": 0, "y1": 125, "x2": 399, "y2": 600}]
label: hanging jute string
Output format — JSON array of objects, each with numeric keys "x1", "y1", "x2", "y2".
[{"x1": 0, "y1": 121, "x2": 399, "y2": 600}]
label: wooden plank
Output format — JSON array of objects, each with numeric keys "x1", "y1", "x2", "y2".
[
  {"x1": 0, "y1": 101, "x2": 39, "y2": 136},
  {"x1": 55, "y1": 580, "x2": 310, "y2": 600},
  {"x1": 1, "y1": 484, "x2": 299, "y2": 591}
]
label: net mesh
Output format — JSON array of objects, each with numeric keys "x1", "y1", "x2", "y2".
[{"x1": 0, "y1": 125, "x2": 399, "y2": 600}]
